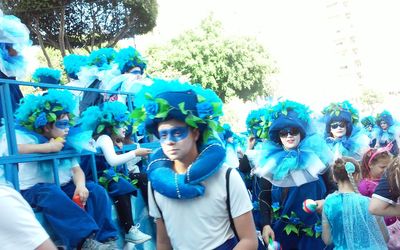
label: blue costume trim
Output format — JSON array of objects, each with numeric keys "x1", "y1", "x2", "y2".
[{"x1": 147, "y1": 144, "x2": 226, "y2": 199}]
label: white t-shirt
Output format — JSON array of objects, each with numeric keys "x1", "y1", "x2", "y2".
[
  {"x1": 1, "y1": 131, "x2": 77, "y2": 189},
  {"x1": 0, "y1": 185, "x2": 49, "y2": 250},
  {"x1": 148, "y1": 165, "x2": 253, "y2": 250}
]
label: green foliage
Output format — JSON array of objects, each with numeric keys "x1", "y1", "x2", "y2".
[
  {"x1": 146, "y1": 15, "x2": 277, "y2": 101},
  {"x1": 2, "y1": 0, "x2": 158, "y2": 51}
]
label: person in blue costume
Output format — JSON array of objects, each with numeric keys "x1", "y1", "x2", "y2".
[
  {"x1": 375, "y1": 111, "x2": 399, "y2": 156},
  {"x1": 1, "y1": 89, "x2": 119, "y2": 249},
  {"x1": 79, "y1": 101, "x2": 152, "y2": 245},
  {"x1": 79, "y1": 48, "x2": 118, "y2": 114},
  {"x1": 322, "y1": 157, "x2": 388, "y2": 249},
  {"x1": 322, "y1": 101, "x2": 370, "y2": 160},
  {"x1": 103, "y1": 46, "x2": 152, "y2": 105},
  {"x1": 361, "y1": 115, "x2": 378, "y2": 148},
  {"x1": 0, "y1": 10, "x2": 31, "y2": 124},
  {"x1": 237, "y1": 107, "x2": 272, "y2": 244},
  {"x1": 132, "y1": 78, "x2": 258, "y2": 250},
  {"x1": 251, "y1": 100, "x2": 335, "y2": 250},
  {"x1": 32, "y1": 67, "x2": 62, "y2": 91},
  {"x1": 220, "y1": 123, "x2": 241, "y2": 168}
]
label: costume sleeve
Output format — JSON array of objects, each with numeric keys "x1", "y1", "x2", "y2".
[
  {"x1": 0, "y1": 186, "x2": 49, "y2": 249},
  {"x1": 372, "y1": 173, "x2": 399, "y2": 205},
  {"x1": 148, "y1": 182, "x2": 162, "y2": 219},
  {"x1": 238, "y1": 154, "x2": 251, "y2": 174},
  {"x1": 258, "y1": 177, "x2": 272, "y2": 227},
  {"x1": 96, "y1": 135, "x2": 136, "y2": 167},
  {"x1": 229, "y1": 169, "x2": 253, "y2": 218}
]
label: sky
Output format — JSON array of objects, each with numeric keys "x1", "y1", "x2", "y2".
[{"x1": 134, "y1": 0, "x2": 400, "y2": 114}]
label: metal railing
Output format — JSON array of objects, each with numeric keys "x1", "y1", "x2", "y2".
[{"x1": 0, "y1": 78, "x2": 159, "y2": 190}]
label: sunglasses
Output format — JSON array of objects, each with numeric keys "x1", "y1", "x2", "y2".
[
  {"x1": 130, "y1": 69, "x2": 142, "y2": 75},
  {"x1": 330, "y1": 122, "x2": 346, "y2": 129},
  {"x1": 278, "y1": 127, "x2": 300, "y2": 137}
]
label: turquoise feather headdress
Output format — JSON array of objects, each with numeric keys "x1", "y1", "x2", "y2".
[
  {"x1": 132, "y1": 78, "x2": 224, "y2": 144},
  {"x1": 32, "y1": 67, "x2": 62, "y2": 85},
  {"x1": 361, "y1": 116, "x2": 375, "y2": 128},
  {"x1": 88, "y1": 48, "x2": 116, "y2": 68},
  {"x1": 79, "y1": 101, "x2": 131, "y2": 136},
  {"x1": 245, "y1": 108, "x2": 271, "y2": 139},
  {"x1": 15, "y1": 89, "x2": 76, "y2": 133},
  {"x1": 115, "y1": 46, "x2": 147, "y2": 74},
  {"x1": 63, "y1": 54, "x2": 88, "y2": 79}
]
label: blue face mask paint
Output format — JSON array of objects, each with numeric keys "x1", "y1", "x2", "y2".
[
  {"x1": 130, "y1": 69, "x2": 142, "y2": 75},
  {"x1": 158, "y1": 126, "x2": 190, "y2": 144},
  {"x1": 55, "y1": 119, "x2": 70, "y2": 130}
]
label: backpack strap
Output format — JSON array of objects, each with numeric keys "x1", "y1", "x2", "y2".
[
  {"x1": 226, "y1": 168, "x2": 239, "y2": 240},
  {"x1": 150, "y1": 184, "x2": 163, "y2": 219}
]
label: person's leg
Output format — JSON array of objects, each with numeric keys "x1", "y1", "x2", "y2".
[
  {"x1": 113, "y1": 194, "x2": 134, "y2": 233},
  {"x1": 67, "y1": 181, "x2": 118, "y2": 242},
  {"x1": 22, "y1": 183, "x2": 98, "y2": 249}
]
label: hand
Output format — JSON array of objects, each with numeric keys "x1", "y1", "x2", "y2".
[
  {"x1": 135, "y1": 148, "x2": 152, "y2": 157},
  {"x1": 315, "y1": 199, "x2": 325, "y2": 213},
  {"x1": 74, "y1": 185, "x2": 89, "y2": 206},
  {"x1": 247, "y1": 136, "x2": 256, "y2": 150},
  {"x1": 262, "y1": 225, "x2": 275, "y2": 244},
  {"x1": 47, "y1": 138, "x2": 64, "y2": 152}
]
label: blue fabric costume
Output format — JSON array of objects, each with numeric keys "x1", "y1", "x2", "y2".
[
  {"x1": 252, "y1": 100, "x2": 334, "y2": 250},
  {"x1": 323, "y1": 192, "x2": 387, "y2": 250},
  {"x1": 322, "y1": 101, "x2": 370, "y2": 161},
  {"x1": 375, "y1": 111, "x2": 399, "y2": 156},
  {"x1": 8, "y1": 90, "x2": 119, "y2": 248}
]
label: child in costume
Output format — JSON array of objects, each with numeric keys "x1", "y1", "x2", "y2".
[
  {"x1": 375, "y1": 111, "x2": 399, "y2": 156},
  {"x1": 102, "y1": 46, "x2": 152, "y2": 105},
  {"x1": 221, "y1": 123, "x2": 240, "y2": 168},
  {"x1": 132, "y1": 78, "x2": 258, "y2": 249},
  {"x1": 251, "y1": 100, "x2": 335, "y2": 250},
  {"x1": 359, "y1": 148, "x2": 400, "y2": 249},
  {"x1": 0, "y1": 10, "x2": 31, "y2": 123},
  {"x1": 361, "y1": 115, "x2": 378, "y2": 148},
  {"x1": 1, "y1": 89, "x2": 119, "y2": 249},
  {"x1": 322, "y1": 157, "x2": 388, "y2": 249},
  {"x1": 322, "y1": 101, "x2": 370, "y2": 160},
  {"x1": 79, "y1": 101, "x2": 152, "y2": 245}
]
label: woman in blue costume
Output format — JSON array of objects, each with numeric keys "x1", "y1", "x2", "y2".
[
  {"x1": 79, "y1": 101, "x2": 153, "y2": 246},
  {"x1": 361, "y1": 115, "x2": 379, "y2": 148},
  {"x1": 252, "y1": 100, "x2": 335, "y2": 250},
  {"x1": 322, "y1": 101, "x2": 370, "y2": 161},
  {"x1": 0, "y1": 10, "x2": 31, "y2": 124},
  {"x1": 375, "y1": 110, "x2": 399, "y2": 156},
  {"x1": 322, "y1": 157, "x2": 388, "y2": 249}
]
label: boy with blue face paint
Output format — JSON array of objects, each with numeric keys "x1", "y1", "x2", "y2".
[
  {"x1": 132, "y1": 79, "x2": 258, "y2": 250},
  {"x1": 0, "y1": 89, "x2": 119, "y2": 249}
]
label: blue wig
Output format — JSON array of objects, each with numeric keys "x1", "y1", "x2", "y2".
[
  {"x1": 376, "y1": 110, "x2": 394, "y2": 127},
  {"x1": 115, "y1": 46, "x2": 147, "y2": 74}
]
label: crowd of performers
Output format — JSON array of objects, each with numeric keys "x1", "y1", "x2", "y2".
[{"x1": 1, "y1": 10, "x2": 400, "y2": 250}]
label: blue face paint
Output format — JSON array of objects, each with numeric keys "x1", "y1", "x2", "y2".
[
  {"x1": 158, "y1": 126, "x2": 189, "y2": 144},
  {"x1": 55, "y1": 119, "x2": 70, "y2": 130},
  {"x1": 130, "y1": 69, "x2": 142, "y2": 75}
]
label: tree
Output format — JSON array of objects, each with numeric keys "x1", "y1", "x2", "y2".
[
  {"x1": 359, "y1": 88, "x2": 383, "y2": 114},
  {"x1": 1, "y1": 0, "x2": 158, "y2": 66},
  {"x1": 146, "y1": 15, "x2": 277, "y2": 101}
]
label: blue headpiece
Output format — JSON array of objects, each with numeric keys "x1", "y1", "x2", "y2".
[
  {"x1": 361, "y1": 116, "x2": 375, "y2": 128},
  {"x1": 245, "y1": 107, "x2": 270, "y2": 139},
  {"x1": 132, "y1": 78, "x2": 224, "y2": 146},
  {"x1": 63, "y1": 54, "x2": 88, "y2": 80},
  {"x1": 88, "y1": 48, "x2": 116, "y2": 68},
  {"x1": 0, "y1": 11, "x2": 31, "y2": 78},
  {"x1": 15, "y1": 89, "x2": 76, "y2": 133},
  {"x1": 322, "y1": 100, "x2": 359, "y2": 137},
  {"x1": 268, "y1": 100, "x2": 311, "y2": 143},
  {"x1": 222, "y1": 123, "x2": 234, "y2": 141},
  {"x1": 79, "y1": 101, "x2": 131, "y2": 136},
  {"x1": 32, "y1": 67, "x2": 62, "y2": 85},
  {"x1": 115, "y1": 46, "x2": 147, "y2": 74},
  {"x1": 376, "y1": 110, "x2": 394, "y2": 127}
]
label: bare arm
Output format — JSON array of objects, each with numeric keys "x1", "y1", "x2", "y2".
[
  {"x1": 72, "y1": 166, "x2": 89, "y2": 205},
  {"x1": 369, "y1": 196, "x2": 400, "y2": 217},
  {"x1": 233, "y1": 211, "x2": 258, "y2": 250},
  {"x1": 35, "y1": 239, "x2": 57, "y2": 250},
  {"x1": 156, "y1": 219, "x2": 172, "y2": 250},
  {"x1": 321, "y1": 210, "x2": 332, "y2": 245},
  {"x1": 18, "y1": 138, "x2": 64, "y2": 154}
]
